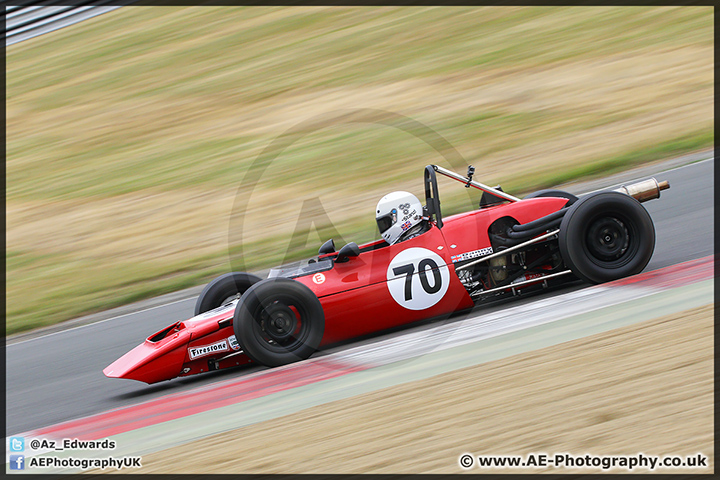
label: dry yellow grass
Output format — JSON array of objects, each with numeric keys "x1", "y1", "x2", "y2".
[
  {"x1": 7, "y1": 44, "x2": 713, "y2": 259},
  {"x1": 6, "y1": 6, "x2": 713, "y2": 333},
  {"x1": 133, "y1": 304, "x2": 713, "y2": 474}
]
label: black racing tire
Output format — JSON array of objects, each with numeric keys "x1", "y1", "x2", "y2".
[
  {"x1": 234, "y1": 277, "x2": 325, "y2": 367},
  {"x1": 524, "y1": 189, "x2": 578, "y2": 206},
  {"x1": 559, "y1": 191, "x2": 655, "y2": 284},
  {"x1": 194, "y1": 272, "x2": 262, "y2": 316}
]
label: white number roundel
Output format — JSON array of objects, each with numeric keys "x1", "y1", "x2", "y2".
[{"x1": 386, "y1": 247, "x2": 450, "y2": 310}]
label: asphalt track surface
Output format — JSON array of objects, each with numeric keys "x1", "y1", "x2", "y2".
[{"x1": 5, "y1": 158, "x2": 713, "y2": 435}]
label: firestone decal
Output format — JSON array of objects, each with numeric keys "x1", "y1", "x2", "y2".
[{"x1": 188, "y1": 340, "x2": 229, "y2": 360}]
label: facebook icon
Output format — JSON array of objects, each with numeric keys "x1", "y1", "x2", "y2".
[{"x1": 10, "y1": 455, "x2": 25, "y2": 470}]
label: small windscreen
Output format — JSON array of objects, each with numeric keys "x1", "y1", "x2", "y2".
[{"x1": 267, "y1": 257, "x2": 333, "y2": 279}]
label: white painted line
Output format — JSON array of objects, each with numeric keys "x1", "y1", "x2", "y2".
[
  {"x1": 579, "y1": 156, "x2": 713, "y2": 196},
  {"x1": 6, "y1": 297, "x2": 193, "y2": 348},
  {"x1": 657, "y1": 155, "x2": 713, "y2": 173}
]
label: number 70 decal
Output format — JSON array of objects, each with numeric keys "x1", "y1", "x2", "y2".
[{"x1": 386, "y1": 248, "x2": 450, "y2": 310}]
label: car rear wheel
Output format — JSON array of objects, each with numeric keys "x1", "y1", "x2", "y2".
[
  {"x1": 234, "y1": 278, "x2": 325, "y2": 367},
  {"x1": 194, "y1": 272, "x2": 262, "y2": 316},
  {"x1": 559, "y1": 191, "x2": 655, "y2": 284}
]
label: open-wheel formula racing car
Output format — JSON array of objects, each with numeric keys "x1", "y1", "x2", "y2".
[{"x1": 105, "y1": 165, "x2": 669, "y2": 383}]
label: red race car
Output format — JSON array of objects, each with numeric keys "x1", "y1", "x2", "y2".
[{"x1": 104, "y1": 165, "x2": 669, "y2": 383}]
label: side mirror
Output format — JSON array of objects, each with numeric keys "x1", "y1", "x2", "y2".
[
  {"x1": 318, "y1": 238, "x2": 335, "y2": 255},
  {"x1": 336, "y1": 242, "x2": 360, "y2": 263}
]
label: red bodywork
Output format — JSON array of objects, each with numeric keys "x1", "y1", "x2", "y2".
[{"x1": 104, "y1": 197, "x2": 566, "y2": 383}]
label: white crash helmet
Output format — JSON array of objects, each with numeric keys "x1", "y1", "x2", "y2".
[{"x1": 376, "y1": 191, "x2": 423, "y2": 245}]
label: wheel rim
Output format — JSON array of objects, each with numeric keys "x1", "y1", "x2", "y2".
[
  {"x1": 261, "y1": 303, "x2": 298, "y2": 342},
  {"x1": 250, "y1": 295, "x2": 310, "y2": 353},
  {"x1": 583, "y1": 214, "x2": 638, "y2": 268}
]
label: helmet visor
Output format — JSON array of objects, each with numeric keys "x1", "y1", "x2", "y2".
[{"x1": 376, "y1": 211, "x2": 396, "y2": 233}]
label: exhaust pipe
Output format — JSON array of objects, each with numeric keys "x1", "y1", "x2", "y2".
[
  {"x1": 614, "y1": 177, "x2": 670, "y2": 203},
  {"x1": 504, "y1": 176, "x2": 670, "y2": 242}
]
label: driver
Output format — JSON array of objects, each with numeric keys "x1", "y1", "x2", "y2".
[{"x1": 375, "y1": 191, "x2": 429, "y2": 245}]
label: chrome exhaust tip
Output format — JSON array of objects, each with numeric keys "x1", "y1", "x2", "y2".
[{"x1": 614, "y1": 177, "x2": 670, "y2": 202}]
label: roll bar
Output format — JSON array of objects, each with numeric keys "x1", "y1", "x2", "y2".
[
  {"x1": 431, "y1": 165, "x2": 521, "y2": 203},
  {"x1": 424, "y1": 165, "x2": 443, "y2": 228},
  {"x1": 423, "y1": 164, "x2": 521, "y2": 229}
]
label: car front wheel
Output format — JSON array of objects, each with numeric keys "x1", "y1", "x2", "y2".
[{"x1": 233, "y1": 278, "x2": 325, "y2": 367}]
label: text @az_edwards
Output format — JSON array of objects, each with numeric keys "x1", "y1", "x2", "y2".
[
  {"x1": 26, "y1": 438, "x2": 115, "y2": 451},
  {"x1": 458, "y1": 452, "x2": 709, "y2": 471}
]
